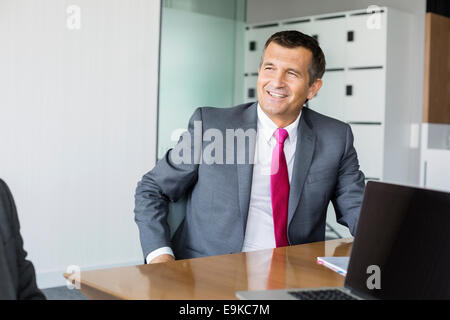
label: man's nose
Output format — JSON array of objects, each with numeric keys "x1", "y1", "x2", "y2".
[{"x1": 270, "y1": 71, "x2": 285, "y2": 88}]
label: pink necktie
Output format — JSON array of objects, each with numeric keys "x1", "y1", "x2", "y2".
[{"x1": 271, "y1": 128, "x2": 290, "y2": 247}]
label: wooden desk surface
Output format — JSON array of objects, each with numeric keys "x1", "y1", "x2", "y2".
[{"x1": 64, "y1": 238, "x2": 353, "y2": 300}]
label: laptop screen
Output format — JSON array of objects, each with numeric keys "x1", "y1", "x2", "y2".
[{"x1": 345, "y1": 181, "x2": 450, "y2": 299}]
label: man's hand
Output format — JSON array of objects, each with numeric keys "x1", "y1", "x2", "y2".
[{"x1": 149, "y1": 254, "x2": 175, "y2": 264}]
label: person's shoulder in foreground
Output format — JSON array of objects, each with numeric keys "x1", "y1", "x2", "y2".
[{"x1": 0, "y1": 178, "x2": 46, "y2": 300}]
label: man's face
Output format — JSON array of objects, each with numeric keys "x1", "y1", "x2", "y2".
[{"x1": 257, "y1": 42, "x2": 322, "y2": 122}]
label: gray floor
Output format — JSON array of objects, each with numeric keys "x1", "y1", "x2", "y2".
[{"x1": 42, "y1": 286, "x2": 88, "y2": 300}]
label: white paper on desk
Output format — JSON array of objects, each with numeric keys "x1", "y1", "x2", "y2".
[{"x1": 316, "y1": 256, "x2": 349, "y2": 276}]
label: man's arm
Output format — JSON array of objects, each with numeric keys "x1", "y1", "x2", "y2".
[
  {"x1": 146, "y1": 247, "x2": 174, "y2": 263},
  {"x1": 14, "y1": 224, "x2": 46, "y2": 300},
  {"x1": 134, "y1": 108, "x2": 202, "y2": 262},
  {"x1": 331, "y1": 124, "x2": 366, "y2": 236}
]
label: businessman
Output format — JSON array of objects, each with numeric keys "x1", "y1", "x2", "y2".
[
  {"x1": 134, "y1": 30, "x2": 365, "y2": 264},
  {"x1": 0, "y1": 179, "x2": 46, "y2": 299}
]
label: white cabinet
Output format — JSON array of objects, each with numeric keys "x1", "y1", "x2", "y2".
[
  {"x1": 344, "y1": 68, "x2": 385, "y2": 123},
  {"x1": 350, "y1": 124, "x2": 384, "y2": 179},
  {"x1": 244, "y1": 6, "x2": 414, "y2": 182},
  {"x1": 310, "y1": 70, "x2": 345, "y2": 120},
  {"x1": 281, "y1": 19, "x2": 315, "y2": 36},
  {"x1": 244, "y1": 75, "x2": 258, "y2": 103},
  {"x1": 245, "y1": 24, "x2": 280, "y2": 74},
  {"x1": 282, "y1": 17, "x2": 346, "y2": 70},
  {"x1": 420, "y1": 124, "x2": 450, "y2": 192},
  {"x1": 423, "y1": 149, "x2": 450, "y2": 192},
  {"x1": 346, "y1": 12, "x2": 387, "y2": 67},
  {"x1": 312, "y1": 17, "x2": 346, "y2": 69}
]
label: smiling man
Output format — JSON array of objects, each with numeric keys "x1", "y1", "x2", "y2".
[
  {"x1": 134, "y1": 31, "x2": 365, "y2": 264},
  {"x1": 258, "y1": 38, "x2": 322, "y2": 128}
]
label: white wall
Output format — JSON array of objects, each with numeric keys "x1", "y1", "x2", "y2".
[
  {"x1": 246, "y1": 0, "x2": 426, "y2": 185},
  {"x1": 0, "y1": 0, "x2": 161, "y2": 288}
]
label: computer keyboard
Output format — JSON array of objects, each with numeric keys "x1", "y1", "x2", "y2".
[{"x1": 288, "y1": 289, "x2": 357, "y2": 300}]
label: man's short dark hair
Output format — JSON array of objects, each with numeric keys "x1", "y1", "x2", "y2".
[{"x1": 261, "y1": 30, "x2": 326, "y2": 86}]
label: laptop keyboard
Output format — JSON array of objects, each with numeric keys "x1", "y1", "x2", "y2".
[{"x1": 288, "y1": 289, "x2": 357, "y2": 300}]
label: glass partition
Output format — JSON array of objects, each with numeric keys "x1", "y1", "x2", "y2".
[{"x1": 158, "y1": 0, "x2": 246, "y2": 158}]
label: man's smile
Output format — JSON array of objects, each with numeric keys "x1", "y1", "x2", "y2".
[{"x1": 266, "y1": 90, "x2": 288, "y2": 100}]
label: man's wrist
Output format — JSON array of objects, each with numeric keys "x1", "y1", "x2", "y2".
[{"x1": 146, "y1": 247, "x2": 175, "y2": 264}]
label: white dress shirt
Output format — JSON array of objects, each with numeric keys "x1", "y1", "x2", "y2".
[
  {"x1": 241, "y1": 104, "x2": 301, "y2": 252},
  {"x1": 146, "y1": 104, "x2": 302, "y2": 263}
]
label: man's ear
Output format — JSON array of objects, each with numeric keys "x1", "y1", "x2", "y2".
[{"x1": 307, "y1": 78, "x2": 323, "y2": 100}]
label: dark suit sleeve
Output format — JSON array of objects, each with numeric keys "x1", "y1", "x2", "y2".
[
  {"x1": 134, "y1": 108, "x2": 202, "y2": 260},
  {"x1": 0, "y1": 179, "x2": 46, "y2": 300},
  {"x1": 13, "y1": 219, "x2": 46, "y2": 300},
  {"x1": 331, "y1": 124, "x2": 366, "y2": 236}
]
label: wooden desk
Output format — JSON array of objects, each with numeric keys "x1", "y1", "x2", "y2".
[{"x1": 64, "y1": 238, "x2": 353, "y2": 300}]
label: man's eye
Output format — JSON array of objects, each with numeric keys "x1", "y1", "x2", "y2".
[
  {"x1": 265, "y1": 67, "x2": 273, "y2": 70},
  {"x1": 288, "y1": 72, "x2": 297, "y2": 77}
]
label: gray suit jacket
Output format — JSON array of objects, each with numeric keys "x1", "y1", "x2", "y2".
[{"x1": 134, "y1": 102, "x2": 365, "y2": 260}]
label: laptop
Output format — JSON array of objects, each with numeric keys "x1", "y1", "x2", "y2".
[{"x1": 236, "y1": 181, "x2": 450, "y2": 300}]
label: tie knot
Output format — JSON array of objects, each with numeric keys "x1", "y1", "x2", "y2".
[{"x1": 274, "y1": 128, "x2": 289, "y2": 145}]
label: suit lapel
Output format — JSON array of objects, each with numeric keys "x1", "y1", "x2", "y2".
[
  {"x1": 237, "y1": 161, "x2": 253, "y2": 233},
  {"x1": 235, "y1": 103, "x2": 257, "y2": 233},
  {"x1": 288, "y1": 108, "x2": 316, "y2": 225}
]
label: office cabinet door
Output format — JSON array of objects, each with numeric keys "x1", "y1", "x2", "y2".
[
  {"x1": 245, "y1": 25, "x2": 281, "y2": 74},
  {"x1": 349, "y1": 124, "x2": 383, "y2": 179},
  {"x1": 423, "y1": 150, "x2": 450, "y2": 192},
  {"x1": 313, "y1": 17, "x2": 346, "y2": 69},
  {"x1": 309, "y1": 70, "x2": 344, "y2": 121},
  {"x1": 244, "y1": 75, "x2": 258, "y2": 103},
  {"x1": 346, "y1": 12, "x2": 387, "y2": 67},
  {"x1": 245, "y1": 28, "x2": 260, "y2": 74},
  {"x1": 343, "y1": 68, "x2": 385, "y2": 123},
  {"x1": 281, "y1": 20, "x2": 315, "y2": 37}
]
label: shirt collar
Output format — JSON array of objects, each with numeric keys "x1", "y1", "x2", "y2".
[{"x1": 257, "y1": 103, "x2": 302, "y2": 144}]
